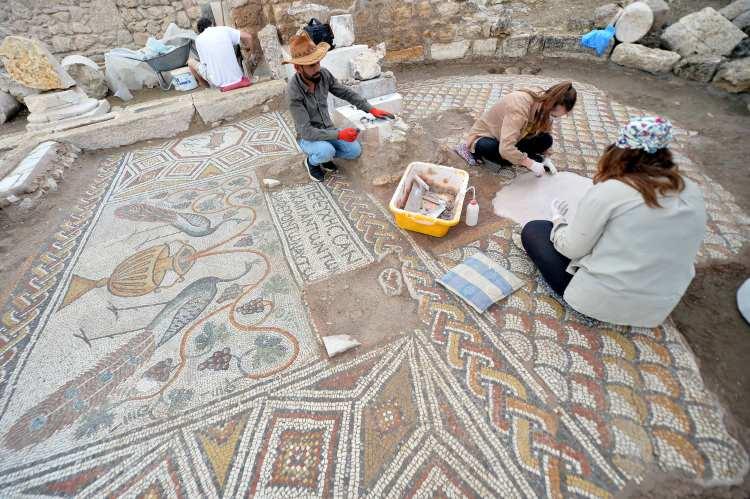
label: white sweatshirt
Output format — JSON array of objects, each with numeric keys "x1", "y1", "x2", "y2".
[{"x1": 553, "y1": 177, "x2": 706, "y2": 327}]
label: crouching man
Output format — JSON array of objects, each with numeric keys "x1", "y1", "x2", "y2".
[
  {"x1": 188, "y1": 17, "x2": 254, "y2": 88},
  {"x1": 284, "y1": 32, "x2": 393, "y2": 182}
]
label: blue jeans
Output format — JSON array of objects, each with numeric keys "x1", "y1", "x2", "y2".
[{"x1": 298, "y1": 138, "x2": 362, "y2": 166}]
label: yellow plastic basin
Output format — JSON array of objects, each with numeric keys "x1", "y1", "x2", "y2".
[{"x1": 388, "y1": 162, "x2": 469, "y2": 238}]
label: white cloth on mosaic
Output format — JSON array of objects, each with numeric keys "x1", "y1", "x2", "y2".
[
  {"x1": 195, "y1": 26, "x2": 244, "y2": 88},
  {"x1": 552, "y1": 178, "x2": 707, "y2": 327},
  {"x1": 492, "y1": 171, "x2": 593, "y2": 226}
]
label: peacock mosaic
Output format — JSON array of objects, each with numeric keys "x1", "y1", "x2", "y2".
[{"x1": 0, "y1": 77, "x2": 748, "y2": 497}]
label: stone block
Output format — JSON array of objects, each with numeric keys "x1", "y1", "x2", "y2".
[
  {"x1": 0, "y1": 91, "x2": 21, "y2": 124},
  {"x1": 210, "y1": 1, "x2": 225, "y2": 25},
  {"x1": 712, "y1": 58, "x2": 750, "y2": 92},
  {"x1": 594, "y1": 3, "x2": 624, "y2": 28},
  {"x1": 330, "y1": 14, "x2": 355, "y2": 48},
  {"x1": 0, "y1": 36, "x2": 76, "y2": 91},
  {"x1": 356, "y1": 73, "x2": 397, "y2": 99},
  {"x1": 366, "y1": 93, "x2": 402, "y2": 116},
  {"x1": 252, "y1": 62, "x2": 274, "y2": 82},
  {"x1": 611, "y1": 43, "x2": 681, "y2": 74},
  {"x1": 287, "y1": 2, "x2": 330, "y2": 25},
  {"x1": 0, "y1": 141, "x2": 64, "y2": 196},
  {"x1": 732, "y1": 38, "x2": 750, "y2": 58},
  {"x1": 615, "y1": 2, "x2": 654, "y2": 43},
  {"x1": 24, "y1": 89, "x2": 85, "y2": 114},
  {"x1": 544, "y1": 34, "x2": 613, "y2": 60},
  {"x1": 328, "y1": 73, "x2": 398, "y2": 109},
  {"x1": 472, "y1": 38, "x2": 498, "y2": 57},
  {"x1": 192, "y1": 79, "x2": 286, "y2": 124},
  {"x1": 673, "y1": 55, "x2": 723, "y2": 83},
  {"x1": 27, "y1": 97, "x2": 107, "y2": 125},
  {"x1": 500, "y1": 35, "x2": 530, "y2": 58},
  {"x1": 528, "y1": 34, "x2": 545, "y2": 54},
  {"x1": 490, "y1": 14, "x2": 513, "y2": 37},
  {"x1": 720, "y1": 0, "x2": 750, "y2": 20},
  {"x1": 568, "y1": 16, "x2": 595, "y2": 33},
  {"x1": 0, "y1": 71, "x2": 40, "y2": 103},
  {"x1": 384, "y1": 46, "x2": 424, "y2": 64},
  {"x1": 332, "y1": 106, "x2": 393, "y2": 147},
  {"x1": 351, "y1": 45, "x2": 384, "y2": 81},
  {"x1": 60, "y1": 55, "x2": 108, "y2": 99},
  {"x1": 321, "y1": 45, "x2": 368, "y2": 81},
  {"x1": 430, "y1": 40, "x2": 470, "y2": 61},
  {"x1": 201, "y1": 1, "x2": 215, "y2": 22},
  {"x1": 662, "y1": 7, "x2": 748, "y2": 57},
  {"x1": 641, "y1": 0, "x2": 671, "y2": 30},
  {"x1": 27, "y1": 109, "x2": 116, "y2": 134},
  {"x1": 0, "y1": 130, "x2": 28, "y2": 156},
  {"x1": 257, "y1": 24, "x2": 285, "y2": 80},
  {"x1": 55, "y1": 94, "x2": 195, "y2": 150},
  {"x1": 734, "y1": 11, "x2": 750, "y2": 31}
]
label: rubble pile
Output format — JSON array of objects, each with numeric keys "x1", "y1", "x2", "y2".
[{"x1": 594, "y1": 1, "x2": 749, "y2": 94}]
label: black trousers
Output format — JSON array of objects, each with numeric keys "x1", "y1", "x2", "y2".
[
  {"x1": 521, "y1": 220, "x2": 573, "y2": 296},
  {"x1": 474, "y1": 133, "x2": 553, "y2": 165}
]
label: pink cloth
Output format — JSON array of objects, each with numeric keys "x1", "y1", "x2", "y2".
[{"x1": 220, "y1": 76, "x2": 251, "y2": 92}]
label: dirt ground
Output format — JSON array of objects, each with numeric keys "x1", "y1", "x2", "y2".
[{"x1": 1, "y1": 56, "x2": 749, "y2": 496}]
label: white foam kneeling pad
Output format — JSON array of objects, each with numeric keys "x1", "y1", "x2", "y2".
[{"x1": 323, "y1": 335, "x2": 361, "y2": 357}]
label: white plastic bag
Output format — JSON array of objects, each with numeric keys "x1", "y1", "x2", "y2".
[{"x1": 104, "y1": 53, "x2": 159, "y2": 101}]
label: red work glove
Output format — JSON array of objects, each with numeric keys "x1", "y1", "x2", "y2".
[
  {"x1": 370, "y1": 108, "x2": 395, "y2": 119},
  {"x1": 338, "y1": 128, "x2": 359, "y2": 142}
]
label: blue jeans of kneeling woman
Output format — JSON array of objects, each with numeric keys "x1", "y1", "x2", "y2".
[{"x1": 298, "y1": 139, "x2": 362, "y2": 166}]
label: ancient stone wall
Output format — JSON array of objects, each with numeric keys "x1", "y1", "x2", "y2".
[
  {"x1": 1, "y1": 0, "x2": 202, "y2": 62},
  {"x1": 240, "y1": 0, "x2": 519, "y2": 63},
  {"x1": 0, "y1": 0, "x2": 537, "y2": 64}
]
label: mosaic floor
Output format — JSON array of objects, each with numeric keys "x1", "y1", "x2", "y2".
[{"x1": 0, "y1": 76, "x2": 748, "y2": 497}]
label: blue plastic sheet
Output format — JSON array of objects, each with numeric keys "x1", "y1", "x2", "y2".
[{"x1": 581, "y1": 25, "x2": 616, "y2": 56}]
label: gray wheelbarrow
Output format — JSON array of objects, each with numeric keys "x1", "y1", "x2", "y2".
[{"x1": 143, "y1": 39, "x2": 193, "y2": 89}]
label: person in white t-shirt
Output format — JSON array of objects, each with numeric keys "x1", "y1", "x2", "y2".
[{"x1": 187, "y1": 18, "x2": 254, "y2": 88}]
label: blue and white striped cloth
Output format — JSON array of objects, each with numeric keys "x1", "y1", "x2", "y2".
[{"x1": 438, "y1": 252, "x2": 525, "y2": 313}]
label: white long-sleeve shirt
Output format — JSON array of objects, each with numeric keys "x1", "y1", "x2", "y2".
[{"x1": 553, "y1": 177, "x2": 706, "y2": 327}]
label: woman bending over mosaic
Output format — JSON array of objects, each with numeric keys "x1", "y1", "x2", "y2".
[{"x1": 455, "y1": 81, "x2": 577, "y2": 176}]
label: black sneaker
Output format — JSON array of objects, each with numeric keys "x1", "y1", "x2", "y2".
[
  {"x1": 320, "y1": 161, "x2": 338, "y2": 173},
  {"x1": 305, "y1": 157, "x2": 325, "y2": 182}
]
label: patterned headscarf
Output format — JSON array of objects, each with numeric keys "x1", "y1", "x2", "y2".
[{"x1": 615, "y1": 116, "x2": 673, "y2": 154}]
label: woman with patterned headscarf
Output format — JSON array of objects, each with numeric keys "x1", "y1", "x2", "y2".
[{"x1": 520, "y1": 117, "x2": 707, "y2": 327}]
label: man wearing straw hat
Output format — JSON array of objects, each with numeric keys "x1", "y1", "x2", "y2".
[{"x1": 284, "y1": 32, "x2": 394, "y2": 182}]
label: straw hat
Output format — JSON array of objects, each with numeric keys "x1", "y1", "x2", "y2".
[{"x1": 282, "y1": 32, "x2": 330, "y2": 65}]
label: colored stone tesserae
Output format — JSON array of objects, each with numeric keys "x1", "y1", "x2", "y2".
[{"x1": 0, "y1": 76, "x2": 747, "y2": 497}]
